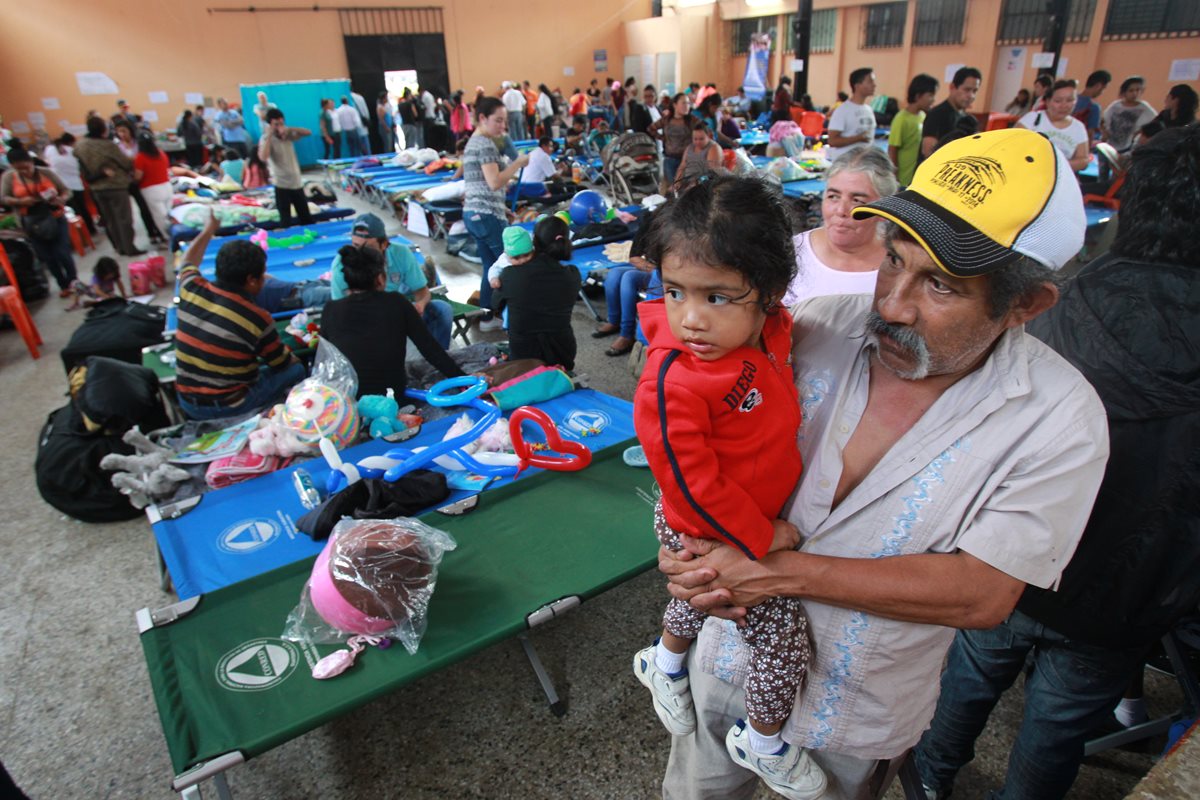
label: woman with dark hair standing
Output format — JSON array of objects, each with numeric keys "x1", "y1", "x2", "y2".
[
  {"x1": 0, "y1": 146, "x2": 77, "y2": 295},
  {"x1": 491, "y1": 215, "x2": 582, "y2": 370},
  {"x1": 536, "y1": 83, "x2": 558, "y2": 135},
  {"x1": 177, "y1": 109, "x2": 205, "y2": 167},
  {"x1": 650, "y1": 93, "x2": 693, "y2": 191},
  {"x1": 462, "y1": 96, "x2": 529, "y2": 330},
  {"x1": 133, "y1": 134, "x2": 173, "y2": 249},
  {"x1": 115, "y1": 121, "x2": 165, "y2": 246},
  {"x1": 448, "y1": 91, "x2": 473, "y2": 140}
]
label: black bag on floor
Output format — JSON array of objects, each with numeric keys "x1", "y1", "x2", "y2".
[
  {"x1": 0, "y1": 239, "x2": 49, "y2": 301},
  {"x1": 35, "y1": 403, "x2": 143, "y2": 523},
  {"x1": 60, "y1": 298, "x2": 166, "y2": 373}
]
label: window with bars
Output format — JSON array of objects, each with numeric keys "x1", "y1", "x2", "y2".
[
  {"x1": 732, "y1": 16, "x2": 775, "y2": 56},
  {"x1": 785, "y1": 9, "x2": 837, "y2": 53},
  {"x1": 1104, "y1": 0, "x2": 1200, "y2": 39},
  {"x1": 914, "y1": 0, "x2": 967, "y2": 45},
  {"x1": 997, "y1": 0, "x2": 1097, "y2": 44},
  {"x1": 863, "y1": 2, "x2": 907, "y2": 49}
]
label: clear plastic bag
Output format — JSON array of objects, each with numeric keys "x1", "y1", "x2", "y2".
[
  {"x1": 283, "y1": 517, "x2": 458, "y2": 655},
  {"x1": 310, "y1": 337, "x2": 358, "y2": 400}
]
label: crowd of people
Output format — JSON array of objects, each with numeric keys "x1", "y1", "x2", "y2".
[{"x1": 2, "y1": 54, "x2": 1197, "y2": 800}]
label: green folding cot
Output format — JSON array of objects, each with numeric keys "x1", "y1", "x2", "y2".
[{"x1": 137, "y1": 441, "x2": 659, "y2": 798}]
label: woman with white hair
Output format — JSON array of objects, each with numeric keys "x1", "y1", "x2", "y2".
[{"x1": 782, "y1": 145, "x2": 898, "y2": 306}]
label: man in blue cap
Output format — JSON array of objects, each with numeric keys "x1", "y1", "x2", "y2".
[{"x1": 329, "y1": 213, "x2": 452, "y2": 348}]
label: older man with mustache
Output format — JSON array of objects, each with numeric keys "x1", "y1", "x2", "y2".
[{"x1": 658, "y1": 129, "x2": 1109, "y2": 800}]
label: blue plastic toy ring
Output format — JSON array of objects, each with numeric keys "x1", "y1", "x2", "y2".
[{"x1": 424, "y1": 376, "x2": 488, "y2": 407}]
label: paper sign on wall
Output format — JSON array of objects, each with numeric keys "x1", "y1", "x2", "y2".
[
  {"x1": 185, "y1": 92, "x2": 205, "y2": 105},
  {"x1": 944, "y1": 63, "x2": 965, "y2": 86},
  {"x1": 67, "y1": 124, "x2": 87, "y2": 137},
  {"x1": 790, "y1": 59, "x2": 805, "y2": 73},
  {"x1": 76, "y1": 71, "x2": 118, "y2": 95},
  {"x1": 59, "y1": 119, "x2": 71, "y2": 129},
  {"x1": 10, "y1": 121, "x2": 30, "y2": 134},
  {"x1": 1169, "y1": 59, "x2": 1200, "y2": 81},
  {"x1": 42, "y1": 97, "x2": 60, "y2": 110},
  {"x1": 149, "y1": 91, "x2": 169, "y2": 104},
  {"x1": 563, "y1": 66, "x2": 575, "y2": 76},
  {"x1": 1031, "y1": 52, "x2": 1054, "y2": 69},
  {"x1": 28, "y1": 112, "x2": 46, "y2": 127},
  {"x1": 141, "y1": 110, "x2": 159, "y2": 122},
  {"x1": 1056, "y1": 57, "x2": 1068, "y2": 77}
]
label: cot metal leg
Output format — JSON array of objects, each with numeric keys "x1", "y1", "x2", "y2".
[
  {"x1": 577, "y1": 289, "x2": 601, "y2": 321},
  {"x1": 213, "y1": 773, "x2": 233, "y2": 800},
  {"x1": 521, "y1": 595, "x2": 581, "y2": 717},
  {"x1": 518, "y1": 633, "x2": 566, "y2": 717}
]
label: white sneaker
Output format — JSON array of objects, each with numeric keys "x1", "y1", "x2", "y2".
[
  {"x1": 477, "y1": 316, "x2": 504, "y2": 332},
  {"x1": 632, "y1": 644, "x2": 696, "y2": 736},
  {"x1": 725, "y1": 719, "x2": 828, "y2": 800}
]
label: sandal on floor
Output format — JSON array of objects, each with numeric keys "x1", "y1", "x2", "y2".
[{"x1": 591, "y1": 324, "x2": 619, "y2": 339}]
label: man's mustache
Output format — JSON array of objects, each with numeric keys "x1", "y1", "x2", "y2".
[{"x1": 864, "y1": 311, "x2": 928, "y2": 357}]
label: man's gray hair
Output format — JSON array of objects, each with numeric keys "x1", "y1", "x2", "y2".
[
  {"x1": 881, "y1": 222, "x2": 1059, "y2": 319},
  {"x1": 828, "y1": 145, "x2": 899, "y2": 199}
]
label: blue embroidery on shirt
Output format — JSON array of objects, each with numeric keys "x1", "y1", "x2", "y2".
[
  {"x1": 871, "y1": 438, "x2": 971, "y2": 558},
  {"x1": 799, "y1": 370, "x2": 833, "y2": 428},
  {"x1": 713, "y1": 619, "x2": 741, "y2": 683},
  {"x1": 809, "y1": 611, "x2": 869, "y2": 748}
]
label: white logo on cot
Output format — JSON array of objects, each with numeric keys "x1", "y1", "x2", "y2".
[
  {"x1": 215, "y1": 638, "x2": 299, "y2": 692},
  {"x1": 218, "y1": 518, "x2": 280, "y2": 554},
  {"x1": 739, "y1": 388, "x2": 763, "y2": 413},
  {"x1": 561, "y1": 409, "x2": 611, "y2": 439}
]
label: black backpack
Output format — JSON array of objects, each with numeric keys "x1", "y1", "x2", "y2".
[
  {"x1": 0, "y1": 239, "x2": 49, "y2": 301},
  {"x1": 35, "y1": 403, "x2": 143, "y2": 523},
  {"x1": 60, "y1": 298, "x2": 166, "y2": 373}
]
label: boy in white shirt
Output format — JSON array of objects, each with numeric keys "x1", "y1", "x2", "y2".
[{"x1": 826, "y1": 67, "x2": 878, "y2": 160}]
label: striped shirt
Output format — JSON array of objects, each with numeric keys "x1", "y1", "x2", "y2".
[{"x1": 175, "y1": 264, "x2": 293, "y2": 403}]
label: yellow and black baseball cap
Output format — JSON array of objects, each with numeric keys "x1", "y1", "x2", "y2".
[{"x1": 852, "y1": 129, "x2": 1085, "y2": 277}]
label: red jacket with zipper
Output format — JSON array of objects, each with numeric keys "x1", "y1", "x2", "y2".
[{"x1": 633, "y1": 299, "x2": 802, "y2": 559}]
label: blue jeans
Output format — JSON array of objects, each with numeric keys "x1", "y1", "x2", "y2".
[
  {"x1": 603, "y1": 265, "x2": 650, "y2": 338},
  {"x1": 464, "y1": 211, "x2": 505, "y2": 317},
  {"x1": 914, "y1": 610, "x2": 1147, "y2": 800},
  {"x1": 28, "y1": 216, "x2": 77, "y2": 290},
  {"x1": 422, "y1": 298, "x2": 453, "y2": 349},
  {"x1": 662, "y1": 155, "x2": 682, "y2": 187},
  {"x1": 507, "y1": 114, "x2": 527, "y2": 142},
  {"x1": 177, "y1": 361, "x2": 306, "y2": 421},
  {"x1": 342, "y1": 130, "x2": 361, "y2": 158}
]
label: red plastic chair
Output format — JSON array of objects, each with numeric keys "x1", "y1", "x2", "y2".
[
  {"x1": 0, "y1": 244, "x2": 43, "y2": 358},
  {"x1": 799, "y1": 111, "x2": 826, "y2": 140},
  {"x1": 1083, "y1": 143, "x2": 1125, "y2": 210},
  {"x1": 68, "y1": 215, "x2": 95, "y2": 256},
  {"x1": 986, "y1": 113, "x2": 1017, "y2": 131}
]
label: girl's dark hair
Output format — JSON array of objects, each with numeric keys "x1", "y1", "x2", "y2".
[
  {"x1": 247, "y1": 145, "x2": 267, "y2": 169},
  {"x1": 533, "y1": 215, "x2": 572, "y2": 261},
  {"x1": 1051, "y1": 79, "x2": 1077, "y2": 94},
  {"x1": 59, "y1": 132, "x2": 76, "y2": 147},
  {"x1": 136, "y1": 133, "x2": 160, "y2": 158},
  {"x1": 338, "y1": 244, "x2": 386, "y2": 291},
  {"x1": 474, "y1": 96, "x2": 504, "y2": 121},
  {"x1": 645, "y1": 174, "x2": 796, "y2": 305},
  {"x1": 86, "y1": 116, "x2": 108, "y2": 138},
  {"x1": 93, "y1": 256, "x2": 120, "y2": 280},
  {"x1": 1111, "y1": 124, "x2": 1200, "y2": 266},
  {"x1": 6, "y1": 146, "x2": 32, "y2": 164}
]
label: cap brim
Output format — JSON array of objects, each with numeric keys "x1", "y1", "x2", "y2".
[{"x1": 853, "y1": 192, "x2": 1020, "y2": 278}]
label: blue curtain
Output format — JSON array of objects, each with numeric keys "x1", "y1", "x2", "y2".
[{"x1": 240, "y1": 79, "x2": 352, "y2": 167}]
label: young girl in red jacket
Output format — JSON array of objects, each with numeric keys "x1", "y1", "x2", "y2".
[{"x1": 632, "y1": 174, "x2": 826, "y2": 800}]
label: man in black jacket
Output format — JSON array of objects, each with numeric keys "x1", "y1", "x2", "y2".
[{"x1": 915, "y1": 124, "x2": 1200, "y2": 800}]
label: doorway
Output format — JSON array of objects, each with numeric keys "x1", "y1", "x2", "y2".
[{"x1": 342, "y1": 34, "x2": 449, "y2": 154}]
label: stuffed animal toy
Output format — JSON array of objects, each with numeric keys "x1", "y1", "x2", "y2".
[
  {"x1": 100, "y1": 428, "x2": 192, "y2": 509},
  {"x1": 358, "y1": 389, "x2": 408, "y2": 440},
  {"x1": 248, "y1": 407, "x2": 313, "y2": 458}
]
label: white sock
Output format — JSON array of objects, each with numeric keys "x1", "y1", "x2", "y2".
[
  {"x1": 655, "y1": 640, "x2": 687, "y2": 675},
  {"x1": 1114, "y1": 696, "x2": 1148, "y2": 727},
  {"x1": 748, "y1": 725, "x2": 784, "y2": 755}
]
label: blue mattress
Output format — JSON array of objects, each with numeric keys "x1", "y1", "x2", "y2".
[{"x1": 150, "y1": 389, "x2": 637, "y2": 599}]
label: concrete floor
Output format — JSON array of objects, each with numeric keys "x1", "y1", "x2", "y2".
[{"x1": 0, "y1": 178, "x2": 1180, "y2": 799}]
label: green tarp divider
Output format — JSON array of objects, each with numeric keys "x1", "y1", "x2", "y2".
[{"x1": 139, "y1": 440, "x2": 656, "y2": 782}]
